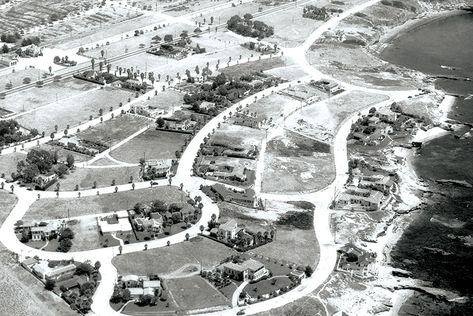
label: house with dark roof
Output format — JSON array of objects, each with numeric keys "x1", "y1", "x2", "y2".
[{"x1": 219, "y1": 258, "x2": 268, "y2": 281}]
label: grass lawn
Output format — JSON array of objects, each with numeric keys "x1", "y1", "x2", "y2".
[
  {"x1": 221, "y1": 57, "x2": 286, "y2": 79},
  {"x1": 0, "y1": 152, "x2": 25, "y2": 181},
  {"x1": 113, "y1": 236, "x2": 237, "y2": 276},
  {"x1": 0, "y1": 191, "x2": 17, "y2": 223},
  {"x1": 24, "y1": 185, "x2": 188, "y2": 221},
  {"x1": 16, "y1": 87, "x2": 134, "y2": 134},
  {"x1": 243, "y1": 276, "x2": 293, "y2": 298},
  {"x1": 166, "y1": 276, "x2": 230, "y2": 310},
  {"x1": 0, "y1": 68, "x2": 47, "y2": 93},
  {"x1": 51, "y1": 166, "x2": 141, "y2": 191},
  {"x1": 0, "y1": 78, "x2": 97, "y2": 114},
  {"x1": 77, "y1": 114, "x2": 150, "y2": 147},
  {"x1": 110, "y1": 128, "x2": 189, "y2": 163}
]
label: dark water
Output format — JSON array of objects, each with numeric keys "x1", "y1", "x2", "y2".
[{"x1": 381, "y1": 12, "x2": 473, "y2": 315}]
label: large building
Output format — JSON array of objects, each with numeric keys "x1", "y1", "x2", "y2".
[{"x1": 219, "y1": 259, "x2": 268, "y2": 281}]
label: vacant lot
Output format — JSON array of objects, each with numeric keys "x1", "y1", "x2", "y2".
[
  {"x1": 77, "y1": 114, "x2": 150, "y2": 147},
  {"x1": 25, "y1": 185, "x2": 187, "y2": 221},
  {"x1": 16, "y1": 87, "x2": 133, "y2": 134},
  {"x1": 110, "y1": 128, "x2": 189, "y2": 163},
  {"x1": 166, "y1": 276, "x2": 229, "y2": 311},
  {"x1": 0, "y1": 78, "x2": 97, "y2": 114},
  {"x1": 211, "y1": 123, "x2": 265, "y2": 148},
  {"x1": 0, "y1": 68, "x2": 47, "y2": 93},
  {"x1": 113, "y1": 237, "x2": 236, "y2": 275},
  {"x1": 265, "y1": 63, "x2": 309, "y2": 81},
  {"x1": 285, "y1": 90, "x2": 389, "y2": 142},
  {"x1": 0, "y1": 191, "x2": 17, "y2": 223},
  {"x1": 245, "y1": 93, "x2": 299, "y2": 122},
  {"x1": 49, "y1": 166, "x2": 141, "y2": 191},
  {"x1": 132, "y1": 88, "x2": 185, "y2": 116},
  {"x1": 0, "y1": 152, "x2": 25, "y2": 181},
  {"x1": 192, "y1": 30, "x2": 248, "y2": 54},
  {"x1": 222, "y1": 57, "x2": 286, "y2": 78}
]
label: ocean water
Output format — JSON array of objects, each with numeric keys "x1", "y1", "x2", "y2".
[{"x1": 381, "y1": 12, "x2": 473, "y2": 315}]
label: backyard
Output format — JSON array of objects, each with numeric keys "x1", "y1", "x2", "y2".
[
  {"x1": 110, "y1": 128, "x2": 189, "y2": 163},
  {"x1": 24, "y1": 185, "x2": 188, "y2": 221}
]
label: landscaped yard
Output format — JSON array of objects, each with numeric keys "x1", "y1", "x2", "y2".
[
  {"x1": 24, "y1": 185, "x2": 188, "y2": 221},
  {"x1": 165, "y1": 276, "x2": 230, "y2": 311},
  {"x1": 16, "y1": 87, "x2": 134, "y2": 134},
  {"x1": 113, "y1": 237, "x2": 236, "y2": 276},
  {"x1": 110, "y1": 128, "x2": 189, "y2": 163},
  {"x1": 77, "y1": 114, "x2": 150, "y2": 147},
  {"x1": 0, "y1": 78, "x2": 97, "y2": 114},
  {"x1": 50, "y1": 166, "x2": 141, "y2": 191}
]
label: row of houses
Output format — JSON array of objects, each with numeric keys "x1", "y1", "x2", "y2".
[{"x1": 119, "y1": 275, "x2": 162, "y2": 298}]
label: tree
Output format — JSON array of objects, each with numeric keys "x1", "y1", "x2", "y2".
[
  {"x1": 26, "y1": 149, "x2": 53, "y2": 174},
  {"x1": 66, "y1": 154, "x2": 75, "y2": 168},
  {"x1": 20, "y1": 229, "x2": 30, "y2": 242},
  {"x1": 21, "y1": 163, "x2": 40, "y2": 182},
  {"x1": 304, "y1": 265, "x2": 313, "y2": 277},
  {"x1": 200, "y1": 225, "x2": 204, "y2": 233},
  {"x1": 45, "y1": 278, "x2": 56, "y2": 290},
  {"x1": 76, "y1": 262, "x2": 94, "y2": 276},
  {"x1": 55, "y1": 163, "x2": 68, "y2": 178},
  {"x1": 185, "y1": 233, "x2": 190, "y2": 241},
  {"x1": 1, "y1": 44, "x2": 9, "y2": 54},
  {"x1": 91, "y1": 58, "x2": 95, "y2": 70},
  {"x1": 195, "y1": 65, "x2": 200, "y2": 74},
  {"x1": 59, "y1": 227, "x2": 74, "y2": 241},
  {"x1": 164, "y1": 34, "x2": 173, "y2": 43},
  {"x1": 244, "y1": 13, "x2": 253, "y2": 20},
  {"x1": 94, "y1": 261, "x2": 101, "y2": 270},
  {"x1": 57, "y1": 238, "x2": 72, "y2": 252}
]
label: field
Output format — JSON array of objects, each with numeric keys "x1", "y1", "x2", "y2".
[
  {"x1": 194, "y1": 1, "x2": 273, "y2": 26},
  {"x1": 68, "y1": 217, "x2": 121, "y2": 252},
  {"x1": 0, "y1": 191, "x2": 17, "y2": 223},
  {"x1": 166, "y1": 276, "x2": 230, "y2": 311},
  {"x1": 211, "y1": 123, "x2": 265, "y2": 148},
  {"x1": 265, "y1": 63, "x2": 309, "y2": 81},
  {"x1": 48, "y1": 166, "x2": 141, "y2": 191},
  {"x1": 200, "y1": 156, "x2": 257, "y2": 175},
  {"x1": 82, "y1": 23, "x2": 190, "y2": 59},
  {"x1": 131, "y1": 88, "x2": 185, "y2": 116},
  {"x1": 110, "y1": 128, "x2": 189, "y2": 163},
  {"x1": 0, "y1": 68, "x2": 47, "y2": 94},
  {"x1": 257, "y1": 1, "x2": 326, "y2": 48},
  {"x1": 0, "y1": 78, "x2": 97, "y2": 114},
  {"x1": 113, "y1": 237, "x2": 236, "y2": 275},
  {"x1": 24, "y1": 185, "x2": 188, "y2": 221},
  {"x1": 245, "y1": 93, "x2": 300, "y2": 122},
  {"x1": 77, "y1": 114, "x2": 150, "y2": 147},
  {"x1": 285, "y1": 90, "x2": 390, "y2": 142},
  {"x1": 221, "y1": 57, "x2": 286, "y2": 78},
  {"x1": 16, "y1": 87, "x2": 134, "y2": 134},
  {"x1": 33, "y1": 143, "x2": 91, "y2": 163},
  {"x1": 0, "y1": 152, "x2": 25, "y2": 181},
  {"x1": 192, "y1": 30, "x2": 248, "y2": 54}
]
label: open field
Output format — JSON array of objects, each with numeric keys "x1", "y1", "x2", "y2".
[
  {"x1": 0, "y1": 68, "x2": 47, "y2": 94},
  {"x1": 113, "y1": 237, "x2": 236, "y2": 275},
  {"x1": 0, "y1": 78, "x2": 97, "y2": 114},
  {"x1": 24, "y1": 185, "x2": 187, "y2": 221},
  {"x1": 166, "y1": 276, "x2": 230, "y2": 310},
  {"x1": 50, "y1": 9, "x2": 164, "y2": 50},
  {"x1": 192, "y1": 30, "x2": 248, "y2": 53},
  {"x1": 83, "y1": 23, "x2": 190, "y2": 59},
  {"x1": 221, "y1": 57, "x2": 286, "y2": 78},
  {"x1": 110, "y1": 128, "x2": 189, "y2": 163},
  {"x1": 194, "y1": 1, "x2": 273, "y2": 26},
  {"x1": 131, "y1": 88, "x2": 185, "y2": 116},
  {"x1": 77, "y1": 114, "x2": 150, "y2": 147},
  {"x1": 48, "y1": 166, "x2": 141, "y2": 192},
  {"x1": 0, "y1": 152, "x2": 25, "y2": 181},
  {"x1": 16, "y1": 87, "x2": 134, "y2": 134},
  {"x1": 245, "y1": 93, "x2": 300, "y2": 122},
  {"x1": 0, "y1": 191, "x2": 17, "y2": 223},
  {"x1": 265, "y1": 63, "x2": 309, "y2": 81},
  {"x1": 200, "y1": 155, "x2": 257, "y2": 172},
  {"x1": 285, "y1": 90, "x2": 390, "y2": 142},
  {"x1": 211, "y1": 123, "x2": 265, "y2": 148},
  {"x1": 257, "y1": 1, "x2": 326, "y2": 48}
]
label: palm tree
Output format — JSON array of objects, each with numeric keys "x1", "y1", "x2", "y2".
[
  {"x1": 185, "y1": 233, "x2": 190, "y2": 241},
  {"x1": 199, "y1": 225, "x2": 204, "y2": 234},
  {"x1": 91, "y1": 58, "x2": 95, "y2": 70}
]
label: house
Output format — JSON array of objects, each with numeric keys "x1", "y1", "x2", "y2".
[
  {"x1": 358, "y1": 175, "x2": 393, "y2": 192},
  {"x1": 284, "y1": 85, "x2": 320, "y2": 103},
  {"x1": 128, "y1": 287, "x2": 144, "y2": 298},
  {"x1": 143, "y1": 280, "x2": 161, "y2": 289},
  {"x1": 16, "y1": 44, "x2": 42, "y2": 57},
  {"x1": 33, "y1": 173, "x2": 58, "y2": 190},
  {"x1": 312, "y1": 79, "x2": 341, "y2": 94},
  {"x1": 97, "y1": 211, "x2": 132, "y2": 234},
  {"x1": 21, "y1": 257, "x2": 39, "y2": 271},
  {"x1": 376, "y1": 108, "x2": 398, "y2": 123},
  {"x1": 336, "y1": 188, "x2": 384, "y2": 211},
  {"x1": 31, "y1": 222, "x2": 60, "y2": 241},
  {"x1": 57, "y1": 276, "x2": 85, "y2": 292},
  {"x1": 210, "y1": 184, "x2": 256, "y2": 207},
  {"x1": 217, "y1": 219, "x2": 239, "y2": 240},
  {"x1": 199, "y1": 101, "x2": 216, "y2": 111},
  {"x1": 144, "y1": 159, "x2": 172, "y2": 175},
  {"x1": 219, "y1": 259, "x2": 268, "y2": 281},
  {"x1": 289, "y1": 270, "x2": 306, "y2": 280},
  {"x1": 32, "y1": 261, "x2": 76, "y2": 281},
  {"x1": 121, "y1": 275, "x2": 142, "y2": 288},
  {"x1": 0, "y1": 54, "x2": 18, "y2": 67},
  {"x1": 133, "y1": 217, "x2": 163, "y2": 233}
]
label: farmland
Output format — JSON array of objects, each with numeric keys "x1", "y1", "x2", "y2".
[
  {"x1": 16, "y1": 87, "x2": 134, "y2": 134},
  {"x1": 110, "y1": 128, "x2": 189, "y2": 163},
  {"x1": 77, "y1": 114, "x2": 150, "y2": 147},
  {"x1": 0, "y1": 78, "x2": 98, "y2": 114},
  {"x1": 24, "y1": 185, "x2": 188, "y2": 221}
]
